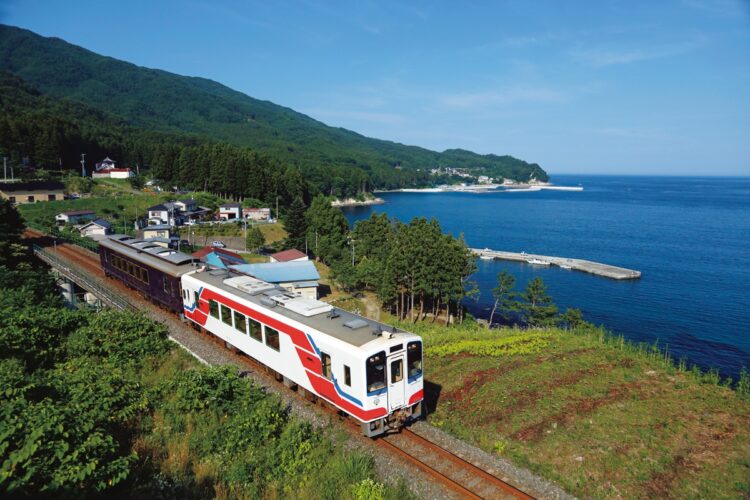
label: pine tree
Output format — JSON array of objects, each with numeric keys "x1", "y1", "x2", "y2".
[
  {"x1": 245, "y1": 226, "x2": 265, "y2": 253},
  {"x1": 520, "y1": 277, "x2": 558, "y2": 327},
  {"x1": 489, "y1": 271, "x2": 518, "y2": 327},
  {"x1": 283, "y1": 196, "x2": 307, "y2": 251}
]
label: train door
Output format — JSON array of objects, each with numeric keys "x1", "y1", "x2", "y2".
[{"x1": 387, "y1": 353, "x2": 406, "y2": 410}]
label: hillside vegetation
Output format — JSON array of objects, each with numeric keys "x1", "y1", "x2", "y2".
[
  {"x1": 0, "y1": 24, "x2": 548, "y2": 196},
  {"x1": 411, "y1": 320, "x2": 750, "y2": 499}
]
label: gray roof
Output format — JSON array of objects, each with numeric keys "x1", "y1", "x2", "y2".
[
  {"x1": 191, "y1": 269, "x2": 417, "y2": 349},
  {"x1": 100, "y1": 234, "x2": 198, "y2": 276},
  {"x1": 89, "y1": 218, "x2": 112, "y2": 229},
  {"x1": 0, "y1": 181, "x2": 65, "y2": 192},
  {"x1": 144, "y1": 224, "x2": 172, "y2": 231},
  {"x1": 147, "y1": 204, "x2": 167, "y2": 211},
  {"x1": 220, "y1": 202, "x2": 242, "y2": 208}
]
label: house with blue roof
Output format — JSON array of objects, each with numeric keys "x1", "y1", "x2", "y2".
[{"x1": 230, "y1": 261, "x2": 320, "y2": 299}]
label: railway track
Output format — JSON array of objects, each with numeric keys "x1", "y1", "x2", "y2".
[{"x1": 25, "y1": 230, "x2": 536, "y2": 499}]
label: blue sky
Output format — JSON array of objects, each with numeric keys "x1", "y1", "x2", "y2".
[{"x1": 3, "y1": 0, "x2": 749, "y2": 175}]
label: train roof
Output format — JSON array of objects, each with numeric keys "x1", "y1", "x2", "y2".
[
  {"x1": 188, "y1": 269, "x2": 418, "y2": 349},
  {"x1": 100, "y1": 234, "x2": 199, "y2": 276}
]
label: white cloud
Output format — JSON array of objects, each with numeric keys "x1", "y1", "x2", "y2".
[
  {"x1": 572, "y1": 36, "x2": 707, "y2": 66},
  {"x1": 437, "y1": 87, "x2": 568, "y2": 109}
]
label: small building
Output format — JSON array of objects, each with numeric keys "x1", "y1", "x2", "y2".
[
  {"x1": 174, "y1": 198, "x2": 197, "y2": 212},
  {"x1": 192, "y1": 246, "x2": 246, "y2": 269},
  {"x1": 0, "y1": 181, "x2": 65, "y2": 204},
  {"x1": 230, "y1": 261, "x2": 320, "y2": 300},
  {"x1": 219, "y1": 202, "x2": 242, "y2": 220},
  {"x1": 269, "y1": 248, "x2": 308, "y2": 263},
  {"x1": 93, "y1": 157, "x2": 135, "y2": 179},
  {"x1": 79, "y1": 219, "x2": 113, "y2": 239},
  {"x1": 56, "y1": 210, "x2": 96, "y2": 225},
  {"x1": 243, "y1": 207, "x2": 271, "y2": 221},
  {"x1": 147, "y1": 202, "x2": 182, "y2": 226},
  {"x1": 143, "y1": 224, "x2": 172, "y2": 240}
]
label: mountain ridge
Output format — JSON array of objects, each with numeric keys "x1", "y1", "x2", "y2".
[{"x1": 0, "y1": 24, "x2": 548, "y2": 186}]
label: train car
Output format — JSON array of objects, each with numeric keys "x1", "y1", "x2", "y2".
[
  {"x1": 99, "y1": 234, "x2": 198, "y2": 312},
  {"x1": 181, "y1": 268, "x2": 424, "y2": 437}
]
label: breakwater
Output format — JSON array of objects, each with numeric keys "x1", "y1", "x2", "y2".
[{"x1": 471, "y1": 248, "x2": 641, "y2": 280}]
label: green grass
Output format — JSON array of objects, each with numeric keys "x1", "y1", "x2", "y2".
[{"x1": 414, "y1": 322, "x2": 750, "y2": 499}]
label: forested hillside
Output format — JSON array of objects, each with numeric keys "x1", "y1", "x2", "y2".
[{"x1": 0, "y1": 24, "x2": 548, "y2": 192}]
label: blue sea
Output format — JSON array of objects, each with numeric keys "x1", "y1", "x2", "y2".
[{"x1": 343, "y1": 176, "x2": 750, "y2": 379}]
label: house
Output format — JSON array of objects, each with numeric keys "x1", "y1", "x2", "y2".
[
  {"x1": 174, "y1": 198, "x2": 197, "y2": 212},
  {"x1": 269, "y1": 248, "x2": 308, "y2": 263},
  {"x1": 219, "y1": 202, "x2": 242, "y2": 220},
  {"x1": 243, "y1": 207, "x2": 271, "y2": 221},
  {"x1": 56, "y1": 210, "x2": 96, "y2": 225},
  {"x1": 230, "y1": 261, "x2": 320, "y2": 299},
  {"x1": 0, "y1": 181, "x2": 65, "y2": 204},
  {"x1": 142, "y1": 224, "x2": 172, "y2": 240},
  {"x1": 146, "y1": 202, "x2": 182, "y2": 226},
  {"x1": 79, "y1": 219, "x2": 113, "y2": 239},
  {"x1": 192, "y1": 246, "x2": 245, "y2": 269},
  {"x1": 92, "y1": 157, "x2": 134, "y2": 179}
]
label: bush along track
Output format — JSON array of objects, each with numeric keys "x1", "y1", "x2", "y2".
[{"x1": 0, "y1": 263, "x2": 412, "y2": 498}]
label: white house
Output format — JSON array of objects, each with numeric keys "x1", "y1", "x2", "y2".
[
  {"x1": 92, "y1": 157, "x2": 134, "y2": 179},
  {"x1": 218, "y1": 202, "x2": 242, "y2": 220},
  {"x1": 174, "y1": 198, "x2": 197, "y2": 212},
  {"x1": 243, "y1": 207, "x2": 271, "y2": 221},
  {"x1": 146, "y1": 202, "x2": 183, "y2": 226},
  {"x1": 79, "y1": 219, "x2": 113, "y2": 239},
  {"x1": 56, "y1": 210, "x2": 96, "y2": 225}
]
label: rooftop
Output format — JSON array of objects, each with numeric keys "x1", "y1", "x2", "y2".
[
  {"x1": 83, "y1": 218, "x2": 112, "y2": 229},
  {"x1": 270, "y1": 248, "x2": 308, "y2": 262},
  {"x1": 60, "y1": 210, "x2": 95, "y2": 216},
  {"x1": 192, "y1": 270, "x2": 414, "y2": 348},
  {"x1": 100, "y1": 234, "x2": 198, "y2": 275},
  {"x1": 230, "y1": 260, "x2": 320, "y2": 283},
  {"x1": 0, "y1": 181, "x2": 65, "y2": 192},
  {"x1": 220, "y1": 202, "x2": 242, "y2": 208}
]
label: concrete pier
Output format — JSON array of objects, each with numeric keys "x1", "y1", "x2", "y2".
[{"x1": 471, "y1": 248, "x2": 641, "y2": 280}]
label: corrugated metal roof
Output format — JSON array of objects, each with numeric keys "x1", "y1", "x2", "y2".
[
  {"x1": 100, "y1": 235, "x2": 198, "y2": 274},
  {"x1": 230, "y1": 261, "x2": 320, "y2": 283}
]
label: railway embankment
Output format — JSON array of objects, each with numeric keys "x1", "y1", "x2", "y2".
[{"x1": 26, "y1": 233, "x2": 566, "y2": 499}]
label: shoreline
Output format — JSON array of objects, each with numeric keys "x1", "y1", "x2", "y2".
[
  {"x1": 331, "y1": 196, "x2": 386, "y2": 207},
  {"x1": 375, "y1": 183, "x2": 584, "y2": 194}
]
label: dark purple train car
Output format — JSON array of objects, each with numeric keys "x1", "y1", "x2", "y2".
[{"x1": 99, "y1": 235, "x2": 198, "y2": 312}]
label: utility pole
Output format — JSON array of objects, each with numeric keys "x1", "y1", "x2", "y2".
[
  {"x1": 80, "y1": 153, "x2": 86, "y2": 177},
  {"x1": 275, "y1": 196, "x2": 279, "y2": 220},
  {"x1": 3, "y1": 157, "x2": 6, "y2": 182}
]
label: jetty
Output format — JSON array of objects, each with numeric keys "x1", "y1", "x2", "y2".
[{"x1": 471, "y1": 248, "x2": 641, "y2": 280}]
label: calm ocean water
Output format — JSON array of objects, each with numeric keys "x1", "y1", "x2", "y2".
[{"x1": 343, "y1": 175, "x2": 750, "y2": 378}]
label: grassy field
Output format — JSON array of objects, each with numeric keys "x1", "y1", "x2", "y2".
[{"x1": 405, "y1": 321, "x2": 750, "y2": 499}]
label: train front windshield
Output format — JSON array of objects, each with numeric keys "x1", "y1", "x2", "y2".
[{"x1": 366, "y1": 351, "x2": 386, "y2": 393}]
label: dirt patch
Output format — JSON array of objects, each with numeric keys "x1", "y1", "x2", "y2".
[
  {"x1": 512, "y1": 381, "x2": 651, "y2": 443},
  {"x1": 476, "y1": 362, "x2": 622, "y2": 426}
]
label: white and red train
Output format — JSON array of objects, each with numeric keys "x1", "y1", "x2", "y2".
[{"x1": 99, "y1": 234, "x2": 424, "y2": 436}]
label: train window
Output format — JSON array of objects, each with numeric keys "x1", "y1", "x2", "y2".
[
  {"x1": 220, "y1": 305, "x2": 232, "y2": 326},
  {"x1": 194, "y1": 291, "x2": 200, "y2": 305},
  {"x1": 344, "y1": 365, "x2": 351, "y2": 386},
  {"x1": 407, "y1": 341, "x2": 422, "y2": 380},
  {"x1": 366, "y1": 352, "x2": 386, "y2": 393},
  {"x1": 389, "y1": 344, "x2": 403, "y2": 353},
  {"x1": 248, "y1": 318, "x2": 262, "y2": 342},
  {"x1": 390, "y1": 359, "x2": 403, "y2": 383},
  {"x1": 320, "y1": 352, "x2": 332, "y2": 380},
  {"x1": 233, "y1": 310, "x2": 246, "y2": 334},
  {"x1": 209, "y1": 300, "x2": 219, "y2": 319},
  {"x1": 265, "y1": 326, "x2": 280, "y2": 351},
  {"x1": 142, "y1": 268, "x2": 150, "y2": 284}
]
